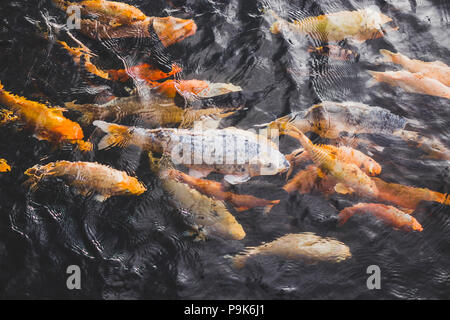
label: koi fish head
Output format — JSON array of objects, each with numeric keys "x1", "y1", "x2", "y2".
[
  {"x1": 363, "y1": 158, "x2": 382, "y2": 176},
  {"x1": 410, "y1": 219, "x2": 424, "y2": 232},
  {"x1": 152, "y1": 16, "x2": 197, "y2": 47}
]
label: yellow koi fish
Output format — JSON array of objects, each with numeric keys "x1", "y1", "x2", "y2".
[
  {"x1": 0, "y1": 159, "x2": 11, "y2": 173},
  {"x1": 338, "y1": 203, "x2": 423, "y2": 232},
  {"x1": 149, "y1": 154, "x2": 245, "y2": 240},
  {"x1": 369, "y1": 70, "x2": 450, "y2": 99},
  {"x1": 232, "y1": 233, "x2": 351, "y2": 268},
  {"x1": 0, "y1": 81, "x2": 92, "y2": 151},
  {"x1": 287, "y1": 127, "x2": 378, "y2": 196},
  {"x1": 270, "y1": 7, "x2": 394, "y2": 42},
  {"x1": 380, "y1": 49, "x2": 450, "y2": 86},
  {"x1": 25, "y1": 161, "x2": 146, "y2": 201}
]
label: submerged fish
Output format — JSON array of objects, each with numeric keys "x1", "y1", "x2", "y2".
[
  {"x1": 288, "y1": 144, "x2": 382, "y2": 176},
  {"x1": 0, "y1": 81, "x2": 92, "y2": 151},
  {"x1": 79, "y1": 16, "x2": 197, "y2": 47},
  {"x1": 167, "y1": 169, "x2": 280, "y2": 213},
  {"x1": 149, "y1": 154, "x2": 245, "y2": 240},
  {"x1": 394, "y1": 130, "x2": 450, "y2": 161},
  {"x1": 287, "y1": 127, "x2": 378, "y2": 196},
  {"x1": 283, "y1": 165, "x2": 336, "y2": 195},
  {"x1": 93, "y1": 121, "x2": 290, "y2": 184},
  {"x1": 372, "y1": 177, "x2": 450, "y2": 210},
  {"x1": 151, "y1": 79, "x2": 242, "y2": 99},
  {"x1": 380, "y1": 49, "x2": 450, "y2": 86},
  {"x1": 338, "y1": 203, "x2": 423, "y2": 232},
  {"x1": 0, "y1": 159, "x2": 11, "y2": 173},
  {"x1": 65, "y1": 95, "x2": 237, "y2": 127},
  {"x1": 232, "y1": 233, "x2": 351, "y2": 268},
  {"x1": 24, "y1": 161, "x2": 146, "y2": 201},
  {"x1": 368, "y1": 70, "x2": 450, "y2": 99},
  {"x1": 270, "y1": 7, "x2": 393, "y2": 42},
  {"x1": 53, "y1": 0, "x2": 147, "y2": 27},
  {"x1": 265, "y1": 101, "x2": 408, "y2": 139},
  {"x1": 108, "y1": 63, "x2": 182, "y2": 83}
]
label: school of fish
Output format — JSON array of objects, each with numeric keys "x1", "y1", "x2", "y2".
[{"x1": 0, "y1": 0, "x2": 449, "y2": 269}]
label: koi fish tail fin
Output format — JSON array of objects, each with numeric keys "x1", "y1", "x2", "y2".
[
  {"x1": 367, "y1": 70, "x2": 383, "y2": 87},
  {"x1": 93, "y1": 120, "x2": 131, "y2": 150},
  {"x1": 379, "y1": 49, "x2": 398, "y2": 63}
]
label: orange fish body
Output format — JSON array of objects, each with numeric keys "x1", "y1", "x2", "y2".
[
  {"x1": 25, "y1": 161, "x2": 146, "y2": 201},
  {"x1": 284, "y1": 165, "x2": 336, "y2": 195},
  {"x1": 0, "y1": 82, "x2": 91, "y2": 151},
  {"x1": 287, "y1": 127, "x2": 378, "y2": 196},
  {"x1": 0, "y1": 159, "x2": 11, "y2": 173},
  {"x1": 167, "y1": 169, "x2": 280, "y2": 212},
  {"x1": 369, "y1": 70, "x2": 450, "y2": 99},
  {"x1": 151, "y1": 79, "x2": 209, "y2": 98},
  {"x1": 380, "y1": 49, "x2": 450, "y2": 86},
  {"x1": 372, "y1": 177, "x2": 449, "y2": 210},
  {"x1": 338, "y1": 203, "x2": 423, "y2": 231},
  {"x1": 108, "y1": 63, "x2": 182, "y2": 83}
]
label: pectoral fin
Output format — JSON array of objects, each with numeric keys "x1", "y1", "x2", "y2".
[{"x1": 188, "y1": 168, "x2": 212, "y2": 179}]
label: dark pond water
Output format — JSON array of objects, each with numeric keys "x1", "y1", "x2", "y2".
[{"x1": 0, "y1": 0, "x2": 449, "y2": 299}]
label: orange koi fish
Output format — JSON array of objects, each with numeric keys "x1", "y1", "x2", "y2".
[
  {"x1": 372, "y1": 177, "x2": 450, "y2": 210},
  {"x1": 25, "y1": 161, "x2": 146, "y2": 201},
  {"x1": 0, "y1": 159, "x2": 11, "y2": 173},
  {"x1": 0, "y1": 82, "x2": 92, "y2": 151},
  {"x1": 150, "y1": 79, "x2": 242, "y2": 99},
  {"x1": 79, "y1": 16, "x2": 197, "y2": 47},
  {"x1": 288, "y1": 144, "x2": 381, "y2": 176},
  {"x1": 368, "y1": 70, "x2": 450, "y2": 99},
  {"x1": 270, "y1": 7, "x2": 394, "y2": 42},
  {"x1": 53, "y1": 0, "x2": 147, "y2": 27},
  {"x1": 108, "y1": 63, "x2": 182, "y2": 83},
  {"x1": 338, "y1": 203, "x2": 423, "y2": 232},
  {"x1": 167, "y1": 169, "x2": 280, "y2": 213},
  {"x1": 380, "y1": 49, "x2": 450, "y2": 86},
  {"x1": 232, "y1": 233, "x2": 351, "y2": 268},
  {"x1": 58, "y1": 40, "x2": 110, "y2": 80},
  {"x1": 287, "y1": 127, "x2": 378, "y2": 196}
]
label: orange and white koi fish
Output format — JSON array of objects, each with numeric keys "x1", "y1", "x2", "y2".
[
  {"x1": 0, "y1": 159, "x2": 11, "y2": 173},
  {"x1": 232, "y1": 233, "x2": 351, "y2": 268},
  {"x1": 151, "y1": 79, "x2": 242, "y2": 99},
  {"x1": 380, "y1": 49, "x2": 450, "y2": 86},
  {"x1": 308, "y1": 45, "x2": 360, "y2": 62},
  {"x1": 338, "y1": 203, "x2": 423, "y2": 232},
  {"x1": 58, "y1": 40, "x2": 111, "y2": 80},
  {"x1": 283, "y1": 165, "x2": 337, "y2": 195},
  {"x1": 0, "y1": 81, "x2": 92, "y2": 151},
  {"x1": 372, "y1": 177, "x2": 450, "y2": 210},
  {"x1": 94, "y1": 121, "x2": 290, "y2": 184},
  {"x1": 368, "y1": 70, "x2": 450, "y2": 99},
  {"x1": 287, "y1": 127, "x2": 378, "y2": 196},
  {"x1": 24, "y1": 161, "x2": 146, "y2": 201},
  {"x1": 79, "y1": 16, "x2": 197, "y2": 47},
  {"x1": 108, "y1": 63, "x2": 182, "y2": 83},
  {"x1": 270, "y1": 7, "x2": 394, "y2": 42},
  {"x1": 288, "y1": 144, "x2": 381, "y2": 176},
  {"x1": 167, "y1": 169, "x2": 280, "y2": 213},
  {"x1": 149, "y1": 154, "x2": 245, "y2": 240},
  {"x1": 53, "y1": 0, "x2": 147, "y2": 27}
]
